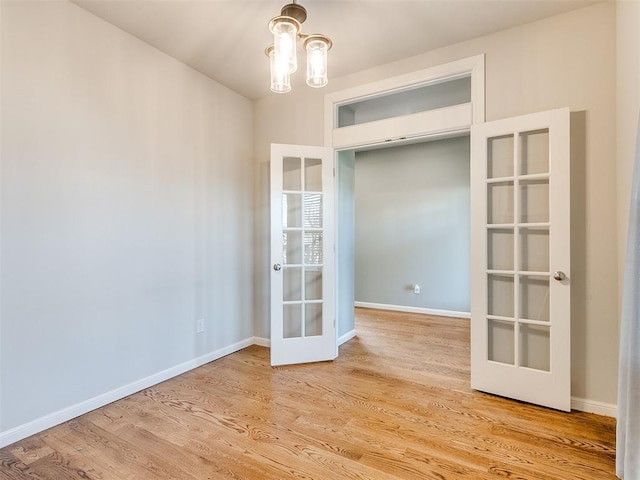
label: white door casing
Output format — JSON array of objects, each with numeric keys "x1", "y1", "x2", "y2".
[
  {"x1": 270, "y1": 143, "x2": 336, "y2": 366},
  {"x1": 470, "y1": 108, "x2": 571, "y2": 411}
]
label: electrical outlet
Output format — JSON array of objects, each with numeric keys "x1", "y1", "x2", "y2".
[
  {"x1": 196, "y1": 318, "x2": 205, "y2": 333},
  {"x1": 414, "y1": 284, "x2": 421, "y2": 294}
]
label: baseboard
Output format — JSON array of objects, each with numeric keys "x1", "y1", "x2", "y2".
[
  {"x1": 252, "y1": 336, "x2": 270, "y2": 347},
  {"x1": 355, "y1": 301, "x2": 471, "y2": 319},
  {"x1": 4, "y1": 335, "x2": 610, "y2": 449},
  {"x1": 338, "y1": 329, "x2": 357, "y2": 346},
  {"x1": 0, "y1": 337, "x2": 256, "y2": 449},
  {"x1": 571, "y1": 397, "x2": 617, "y2": 417}
]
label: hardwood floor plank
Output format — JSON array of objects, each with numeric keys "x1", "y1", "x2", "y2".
[
  {"x1": 8, "y1": 438, "x2": 54, "y2": 467},
  {"x1": 41, "y1": 418, "x2": 189, "y2": 480},
  {"x1": 1, "y1": 308, "x2": 617, "y2": 479},
  {"x1": 0, "y1": 451, "x2": 39, "y2": 480}
]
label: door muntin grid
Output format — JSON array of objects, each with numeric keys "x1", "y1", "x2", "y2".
[
  {"x1": 486, "y1": 129, "x2": 551, "y2": 371},
  {"x1": 282, "y1": 156, "x2": 324, "y2": 339}
]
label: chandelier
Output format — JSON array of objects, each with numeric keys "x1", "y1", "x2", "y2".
[{"x1": 265, "y1": 1, "x2": 332, "y2": 94}]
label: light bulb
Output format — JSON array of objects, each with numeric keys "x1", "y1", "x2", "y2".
[
  {"x1": 267, "y1": 45, "x2": 291, "y2": 94},
  {"x1": 270, "y1": 17, "x2": 299, "y2": 74}
]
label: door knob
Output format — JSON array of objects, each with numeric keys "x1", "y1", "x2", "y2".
[
  {"x1": 553, "y1": 271, "x2": 566, "y2": 281},
  {"x1": 273, "y1": 263, "x2": 282, "y2": 271}
]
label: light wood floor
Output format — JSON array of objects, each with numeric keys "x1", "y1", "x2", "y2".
[{"x1": 1, "y1": 308, "x2": 616, "y2": 479}]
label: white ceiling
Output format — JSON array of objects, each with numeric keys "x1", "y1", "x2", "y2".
[{"x1": 72, "y1": 0, "x2": 603, "y2": 100}]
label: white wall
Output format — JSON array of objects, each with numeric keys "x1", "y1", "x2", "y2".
[
  {"x1": 354, "y1": 137, "x2": 470, "y2": 313},
  {"x1": 616, "y1": 1, "x2": 640, "y2": 302},
  {"x1": 254, "y1": 2, "x2": 618, "y2": 408},
  {"x1": 0, "y1": 0, "x2": 253, "y2": 436}
]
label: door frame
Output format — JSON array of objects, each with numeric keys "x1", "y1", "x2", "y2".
[{"x1": 324, "y1": 55, "x2": 485, "y2": 344}]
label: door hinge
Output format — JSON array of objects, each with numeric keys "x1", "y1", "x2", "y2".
[{"x1": 333, "y1": 167, "x2": 336, "y2": 177}]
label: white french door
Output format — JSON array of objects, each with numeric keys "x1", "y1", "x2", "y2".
[
  {"x1": 470, "y1": 108, "x2": 571, "y2": 411},
  {"x1": 270, "y1": 143, "x2": 336, "y2": 366}
]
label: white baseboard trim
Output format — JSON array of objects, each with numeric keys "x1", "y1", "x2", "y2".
[
  {"x1": 0, "y1": 337, "x2": 256, "y2": 449},
  {"x1": 338, "y1": 329, "x2": 357, "y2": 346},
  {"x1": 252, "y1": 336, "x2": 270, "y2": 348},
  {"x1": 355, "y1": 301, "x2": 470, "y2": 319},
  {"x1": 3, "y1": 336, "x2": 613, "y2": 449},
  {"x1": 571, "y1": 397, "x2": 617, "y2": 417}
]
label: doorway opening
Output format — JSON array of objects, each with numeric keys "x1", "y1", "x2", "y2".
[{"x1": 336, "y1": 133, "x2": 471, "y2": 343}]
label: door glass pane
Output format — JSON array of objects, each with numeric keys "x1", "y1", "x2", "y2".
[
  {"x1": 488, "y1": 274, "x2": 514, "y2": 317},
  {"x1": 305, "y1": 303, "x2": 323, "y2": 336},
  {"x1": 303, "y1": 193, "x2": 322, "y2": 228},
  {"x1": 283, "y1": 193, "x2": 302, "y2": 228},
  {"x1": 487, "y1": 135, "x2": 514, "y2": 179},
  {"x1": 520, "y1": 228, "x2": 549, "y2": 272},
  {"x1": 488, "y1": 229, "x2": 514, "y2": 271},
  {"x1": 487, "y1": 182, "x2": 514, "y2": 224},
  {"x1": 283, "y1": 157, "x2": 301, "y2": 191},
  {"x1": 520, "y1": 179, "x2": 549, "y2": 223},
  {"x1": 305, "y1": 158, "x2": 322, "y2": 192},
  {"x1": 283, "y1": 304, "x2": 302, "y2": 338},
  {"x1": 283, "y1": 231, "x2": 302, "y2": 264},
  {"x1": 304, "y1": 232, "x2": 323, "y2": 264},
  {"x1": 520, "y1": 324, "x2": 550, "y2": 371},
  {"x1": 519, "y1": 276, "x2": 550, "y2": 322},
  {"x1": 283, "y1": 267, "x2": 302, "y2": 301},
  {"x1": 305, "y1": 267, "x2": 322, "y2": 300},
  {"x1": 488, "y1": 319, "x2": 515, "y2": 365},
  {"x1": 520, "y1": 129, "x2": 549, "y2": 176}
]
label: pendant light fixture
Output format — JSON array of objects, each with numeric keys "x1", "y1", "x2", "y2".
[{"x1": 266, "y1": 1, "x2": 332, "y2": 93}]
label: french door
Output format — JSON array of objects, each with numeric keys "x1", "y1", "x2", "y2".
[
  {"x1": 270, "y1": 144, "x2": 336, "y2": 366},
  {"x1": 269, "y1": 109, "x2": 571, "y2": 410},
  {"x1": 470, "y1": 108, "x2": 571, "y2": 411}
]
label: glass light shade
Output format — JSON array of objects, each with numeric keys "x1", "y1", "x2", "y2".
[
  {"x1": 271, "y1": 17, "x2": 299, "y2": 74},
  {"x1": 268, "y1": 46, "x2": 291, "y2": 93},
  {"x1": 304, "y1": 36, "x2": 330, "y2": 88}
]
